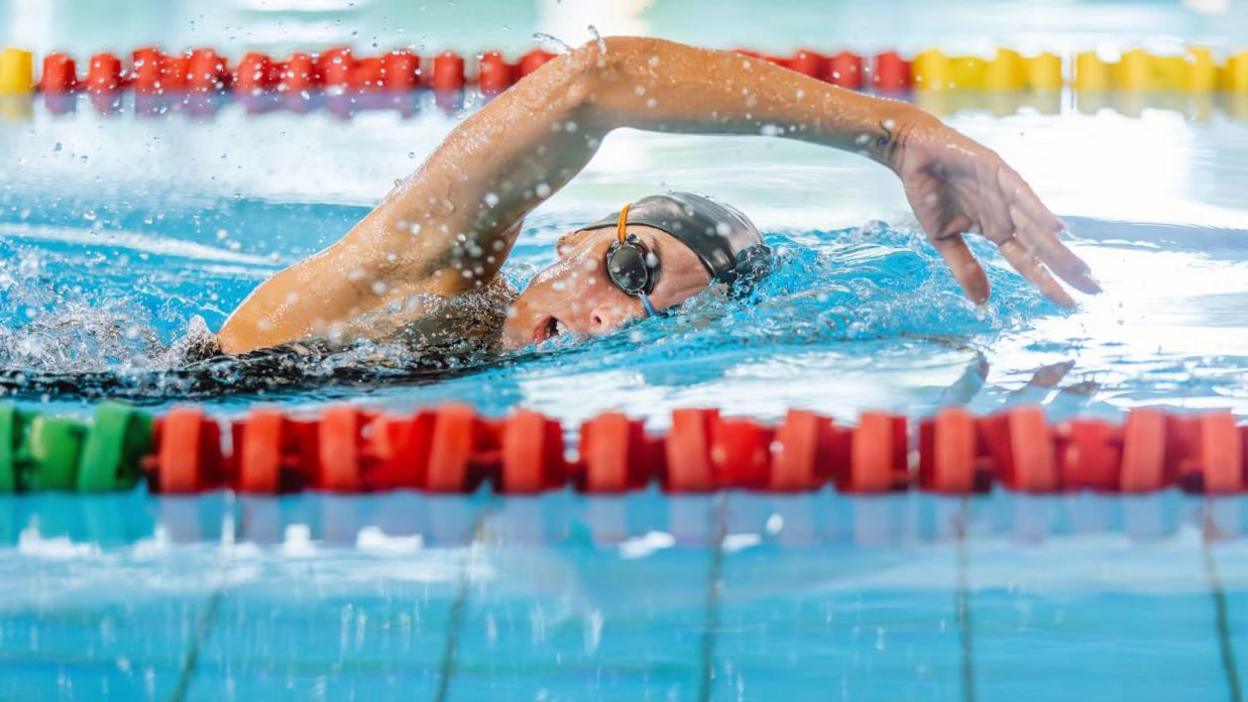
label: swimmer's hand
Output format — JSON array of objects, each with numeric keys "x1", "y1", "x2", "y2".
[{"x1": 890, "y1": 116, "x2": 1100, "y2": 308}]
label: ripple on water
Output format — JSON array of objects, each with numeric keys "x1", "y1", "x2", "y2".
[{"x1": 1, "y1": 200, "x2": 1245, "y2": 418}]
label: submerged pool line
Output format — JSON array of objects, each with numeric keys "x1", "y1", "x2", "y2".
[
  {"x1": 2, "y1": 402, "x2": 1244, "y2": 497},
  {"x1": 3, "y1": 44, "x2": 1248, "y2": 98}
]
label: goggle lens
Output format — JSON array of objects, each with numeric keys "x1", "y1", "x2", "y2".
[{"x1": 607, "y1": 242, "x2": 652, "y2": 295}]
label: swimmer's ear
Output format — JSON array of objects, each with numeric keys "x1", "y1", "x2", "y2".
[{"x1": 555, "y1": 229, "x2": 594, "y2": 258}]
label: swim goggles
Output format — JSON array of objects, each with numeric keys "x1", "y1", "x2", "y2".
[{"x1": 604, "y1": 202, "x2": 660, "y2": 317}]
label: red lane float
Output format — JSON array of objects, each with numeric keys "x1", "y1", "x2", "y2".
[
  {"x1": 318, "y1": 46, "x2": 354, "y2": 88},
  {"x1": 575, "y1": 412, "x2": 656, "y2": 493},
  {"x1": 844, "y1": 412, "x2": 908, "y2": 492},
  {"x1": 280, "y1": 52, "x2": 318, "y2": 92},
  {"x1": 145, "y1": 407, "x2": 224, "y2": 493},
  {"x1": 130, "y1": 46, "x2": 163, "y2": 93},
  {"x1": 478, "y1": 51, "x2": 514, "y2": 93},
  {"x1": 431, "y1": 51, "x2": 465, "y2": 91},
  {"x1": 381, "y1": 50, "x2": 420, "y2": 91},
  {"x1": 787, "y1": 49, "x2": 828, "y2": 80},
  {"x1": 769, "y1": 409, "x2": 836, "y2": 491},
  {"x1": 830, "y1": 51, "x2": 864, "y2": 89},
  {"x1": 117, "y1": 404, "x2": 1247, "y2": 497},
  {"x1": 1121, "y1": 408, "x2": 1168, "y2": 492},
  {"x1": 979, "y1": 406, "x2": 1059, "y2": 492},
  {"x1": 664, "y1": 408, "x2": 718, "y2": 492},
  {"x1": 350, "y1": 56, "x2": 384, "y2": 91},
  {"x1": 27, "y1": 46, "x2": 913, "y2": 98},
  {"x1": 517, "y1": 49, "x2": 555, "y2": 77},
  {"x1": 873, "y1": 50, "x2": 911, "y2": 90},
  {"x1": 40, "y1": 53, "x2": 77, "y2": 93},
  {"x1": 1056, "y1": 417, "x2": 1120, "y2": 491},
  {"x1": 85, "y1": 52, "x2": 123, "y2": 92},
  {"x1": 499, "y1": 410, "x2": 565, "y2": 493},
  {"x1": 187, "y1": 48, "x2": 230, "y2": 91},
  {"x1": 232, "y1": 408, "x2": 317, "y2": 493},
  {"x1": 1166, "y1": 411, "x2": 1244, "y2": 494},
  {"x1": 919, "y1": 408, "x2": 980, "y2": 494},
  {"x1": 234, "y1": 52, "x2": 278, "y2": 94}
]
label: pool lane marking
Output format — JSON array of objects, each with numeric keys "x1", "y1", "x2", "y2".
[
  {"x1": 168, "y1": 588, "x2": 225, "y2": 702},
  {"x1": 1202, "y1": 512, "x2": 1243, "y2": 702},
  {"x1": 433, "y1": 511, "x2": 491, "y2": 702},
  {"x1": 955, "y1": 498, "x2": 977, "y2": 702},
  {"x1": 698, "y1": 493, "x2": 728, "y2": 702},
  {"x1": 168, "y1": 497, "x2": 238, "y2": 702}
]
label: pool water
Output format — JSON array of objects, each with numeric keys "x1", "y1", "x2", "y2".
[
  {"x1": 2, "y1": 91, "x2": 1246, "y2": 420},
  {"x1": 2, "y1": 0, "x2": 1248, "y2": 699},
  {"x1": 3, "y1": 490, "x2": 1248, "y2": 700}
]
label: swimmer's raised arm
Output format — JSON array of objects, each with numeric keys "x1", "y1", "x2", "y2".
[
  {"x1": 578, "y1": 36, "x2": 1099, "y2": 306},
  {"x1": 218, "y1": 44, "x2": 614, "y2": 353},
  {"x1": 218, "y1": 36, "x2": 1097, "y2": 354}
]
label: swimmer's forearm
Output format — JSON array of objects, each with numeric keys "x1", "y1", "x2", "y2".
[
  {"x1": 585, "y1": 37, "x2": 935, "y2": 169},
  {"x1": 217, "y1": 238, "x2": 383, "y2": 354},
  {"x1": 218, "y1": 46, "x2": 611, "y2": 354}
]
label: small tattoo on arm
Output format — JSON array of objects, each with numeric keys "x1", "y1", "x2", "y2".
[{"x1": 876, "y1": 120, "x2": 894, "y2": 150}]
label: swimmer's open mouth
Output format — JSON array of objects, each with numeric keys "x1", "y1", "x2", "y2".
[{"x1": 532, "y1": 316, "x2": 571, "y2": 344}]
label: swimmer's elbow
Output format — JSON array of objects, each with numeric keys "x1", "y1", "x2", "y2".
[{"x1": 560, "y1": 36, "x2": 672, "y2": 83}]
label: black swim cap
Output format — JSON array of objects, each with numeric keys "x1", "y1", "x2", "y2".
[{"x1": 579, "y1": 192, "x2": 771, "y2": 290}]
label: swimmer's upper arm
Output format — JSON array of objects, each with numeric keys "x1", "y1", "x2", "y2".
[
  {"x1": 219, "y1": 42, "x2": 612, "y2": 353},
  {"x1": 343, "y1": 40, "x2": 613, "y2": 295}
]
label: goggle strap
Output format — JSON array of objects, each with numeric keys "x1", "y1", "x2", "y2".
[
  {"x1": 638, "y1": 292, "x2": 657, "y2": 318},
  {"x1": 616, "y1": 202, "x2": 632, "y2": 243}
]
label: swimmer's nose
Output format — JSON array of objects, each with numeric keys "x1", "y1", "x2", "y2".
[{"x1": 588, "y1": 304, "x2": 629, "y2": 333}]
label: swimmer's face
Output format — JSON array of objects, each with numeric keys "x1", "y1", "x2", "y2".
[{"x1": 501, "y1": 225, "x2": 711, "y2": 350}]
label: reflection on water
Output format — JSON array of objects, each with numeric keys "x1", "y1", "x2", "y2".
[
  {"x1": 1, "y1": 192, "x2": 1245, "y2": 420},
  {"x1": 2, "y1": 489, "x2": 1248, "y2": 699},
  {"x1": 1, "y1": 70, "x2": 1247, "y2": 419}
]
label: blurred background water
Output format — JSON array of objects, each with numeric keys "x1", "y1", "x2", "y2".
[
  {"x1": 2, "y1": 0, "x2": 1247, "y2": 418},
  {"x1": 1, "y1": 2, "x2": 1248, "y2": 699}
]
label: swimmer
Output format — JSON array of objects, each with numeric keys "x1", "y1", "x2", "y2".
[{"x1": 214, "y1": 37, "x2": 1099, "y2": 357}]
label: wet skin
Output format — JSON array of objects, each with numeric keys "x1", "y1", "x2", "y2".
[
  {"x1": 216, "y1": 37, "x2": 1097, "y2": 356},
  {"x1": 501, "y1": 224, "x2": 711, "y2": 348}
]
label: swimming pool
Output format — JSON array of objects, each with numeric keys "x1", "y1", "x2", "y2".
[{"x1": 3, "y1": 0, "x2": 1248, "y2": 699}]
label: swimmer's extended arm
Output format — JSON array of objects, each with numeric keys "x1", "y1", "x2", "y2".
[
  {"x1": 579, "y1": 37, "x2": 1099, "y2": 307},
  {"x1": 219, "y1": 36, "x2": 1096, "y2": 354},
  {"x1": 218, "y1": 45, "x2": 613, "y2": 353}
]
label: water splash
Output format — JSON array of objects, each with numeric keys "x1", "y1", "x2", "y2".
[
  {"x1": 587, "y1": 24, "x2": 607, "y2": 54},
  {"x1": 531, "y1": 32, "x2": 573, "y2": 54},
  {"x1": 0, "y1": 254, "x2": 164, "y2": 374},
  {"x1": 0, "y1": 217, "x2": 1052, "y2": 403}
]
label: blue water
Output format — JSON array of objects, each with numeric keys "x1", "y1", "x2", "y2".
[
  {"x1": 4, "y1": 0, "x2": 1248, "y2": 699},
  {"x1": 1, "y1": 490, "x2": 1248, "y2": 700}
]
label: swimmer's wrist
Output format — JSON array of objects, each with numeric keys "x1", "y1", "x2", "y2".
[{"x1": 878, "y1": 107, "x2": 943, "y2": 173}]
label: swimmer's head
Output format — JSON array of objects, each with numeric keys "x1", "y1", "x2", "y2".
[{"x1": 501, "y1": 192, "x2": 769, "y2": 350}]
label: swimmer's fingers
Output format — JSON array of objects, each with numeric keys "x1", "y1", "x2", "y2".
[
  {"x1": 998, "y1": 168, "x2": 1101, "y2": 295},
  {"x1": 1009, "y1": 203, "x2": 1101, "y2": 295},
  {"x1": 932, "y1": 234, "x2": 990, "y2": 305},
  {"x1": 998, "y1": 237, "x2": 1076, "y2": 308},
  {"x1": 997, "y1": 166, "x2": 1064, "y2": 232}
]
